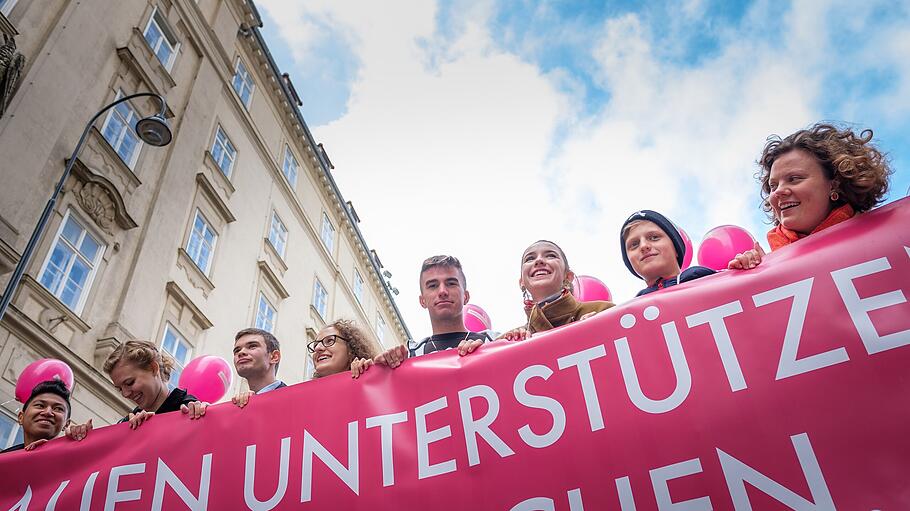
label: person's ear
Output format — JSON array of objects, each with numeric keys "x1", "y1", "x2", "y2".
[
  {"x1": 150, "y1": 360, "x2": 160, "y2": 377},
  {"x1": 463, "y1": 289, "x2": 470, "y2": 305},
  {"x1": 270, "y1": 349, "x2": 281, "y2": 366},
  {"x1": 565, "y1": 270, "x2": 575, "y2": 286},
  {"x1": 418, "y1": 293, "x2": 428, "y2": 309},
  {"x1": 17, "y1": 410, "x2": 24, "y2": 426}
]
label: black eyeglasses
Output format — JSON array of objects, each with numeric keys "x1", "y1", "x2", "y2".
[{"x1": 307, "y1": 335, "x2": 347, "y2": 353}]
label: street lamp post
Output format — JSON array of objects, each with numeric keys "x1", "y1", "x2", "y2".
[{"x1": 0, "y1": 92, "x2": 172, "y2": 323}]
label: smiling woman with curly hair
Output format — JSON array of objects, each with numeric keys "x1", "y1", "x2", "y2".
[
  {"x1": 308, "y1": 319, "x2": 378, "y2": 379},
  {"x1": 728, "y1": 122, "x2": 894, "y2": 269}
]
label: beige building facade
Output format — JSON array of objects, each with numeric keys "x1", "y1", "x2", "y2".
[{"x1": 0, "y1": 0, "x2": 410, "y2": 447}]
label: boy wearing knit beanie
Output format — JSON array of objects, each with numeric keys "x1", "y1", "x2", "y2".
[{"x1": 620, "y1": 210, "x2": 715, "y2": 297}]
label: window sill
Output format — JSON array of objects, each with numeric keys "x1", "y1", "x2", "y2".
[
  {"x1": 203, "y1": 150, "x2": 236, "y2": 198},
  {"x1": 176, "y1": 248, "x2": 215, "y2": 297},
  {"x1": 309, "y1": 305, "x2": 326, "y2": 327},
  {"x1": 263, "y1": 238, "x2": 288, "y2": 274}
]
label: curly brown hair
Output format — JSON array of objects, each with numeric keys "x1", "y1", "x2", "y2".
[
  {"x1": 103, "y1": 339, "x2": 176, "y2": 382},
  {"x1": 312, "y1": 320, "x2": 378, "y2": 378},
  {"x1": 758, "y1": 123, "x2": 892, "y2": 223}
]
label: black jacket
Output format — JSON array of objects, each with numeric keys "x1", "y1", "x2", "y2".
[
  {"x1": 636, "y1": 266, "x2": 716, "y2": 296},
  {"x1": 410, "y1": 331, "x2": 491, "y2": 357},
  {"x1": 118, "y1": 387, "x2": 198, "y2": 423}
]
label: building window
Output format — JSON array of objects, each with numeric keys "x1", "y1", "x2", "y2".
[
  {"x1": 39, "y1": 212, "x2": 105, "y2": 313},
  {"x1": 100, "y1": 90, "x2": 142, "y2": 167},
  {"x1": 161, "y1": 323, "x2": 192, "y2": 391},
  {"x1": 232, "y1": 58, "x2": 255, "y2": 108},
  {"x1": 281, "y1": 145, "x2": 299, "y2": 189},
  {"x1": 353, "y1": 269, "x2": 364, "y2": 304},
  {"x1": 186, "y1": 209, "x2": 217, "y2": 274},
  {"x1": 320, "y1": 213, "x2": 335, "y2": 254},
  {"x1": 312, "y1": 279, "x2": 328, "y2": 319},
  {"x1": 0, "y1": 0, "x2": 19, "y2": 16},
  {"x1": 143, "y1": 8, "x2": 179, "y2": 70},
  {"x1": 268, "y1": 212, "x2": 288, "y2": 258},
  {"x1": 376, "y1": 313, "x2": 386, "y2": 346},
  {"x1": 255, "y1": 293, "x2": 276, "y2": 332},
  {"x1": 210, "y1": 125, "x2": 237, "y2": 178},
  {"x1": 0, "y1": 412, "x2": 23, "y2": 450}
]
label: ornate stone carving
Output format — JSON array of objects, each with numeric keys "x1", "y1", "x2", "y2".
[
  {"x1": 0, "y1": 33, "x2": 25, "y2": 119},
  {"x1": 74, "y1": 182, "x2": 117, "y2": 233},
  {"x1": 68, "y1": 159, "x2": 139, "y2": 233}
]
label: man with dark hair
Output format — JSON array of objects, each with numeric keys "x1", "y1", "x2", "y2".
[
  {"x1": 410, "y1": 255, "x2": 490, "y2": 357},
  {"x1": 2, "y1": 380, "x2": 90, "y2": 453},
  {"x1": 231, "y1": 328, "x2": 285, "y2": 408}
]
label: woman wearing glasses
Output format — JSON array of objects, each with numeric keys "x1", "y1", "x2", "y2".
[{"x1": 308, "y1": 319, "x2": 378, "y2": 379}]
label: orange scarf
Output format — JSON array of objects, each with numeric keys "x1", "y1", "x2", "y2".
[{"x1": 767, "y1": 203, "x2": 855, "y2": 251}]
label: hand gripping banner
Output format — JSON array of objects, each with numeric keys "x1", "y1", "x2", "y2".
[{"x1": 3, "y1": 198, "x2": 909, "y2": 511}]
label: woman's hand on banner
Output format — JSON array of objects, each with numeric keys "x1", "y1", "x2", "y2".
[
  {"x1": 181, "y1": 401, "x2": 208, "y2": 420},
  {"x1": 128, "y1": 410, "x2": 155, "y2": 429},
  {"x1": 351, "y1": 357, "x2": 374, "y2": 379},
  {"x1": 728, "y1": 242, "x2": 765, "y2": 270},
  {"x1": 498, "y1": 327, "x2": 531, "y2": 342}
]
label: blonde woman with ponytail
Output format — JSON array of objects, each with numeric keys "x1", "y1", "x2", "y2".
[{"x1": 103, "y1": 340, "x2": 207, "y2": 429}]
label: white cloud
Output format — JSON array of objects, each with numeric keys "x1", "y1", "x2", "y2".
[{"x1": 257, "y1": 0, "x2": 907, "y2": 339}]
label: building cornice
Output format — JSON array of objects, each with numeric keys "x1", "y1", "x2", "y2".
[{"x1": 241, "y1": 23, "x2": 412, "y2": 342}]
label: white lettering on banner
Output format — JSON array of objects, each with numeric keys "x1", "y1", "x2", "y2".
[
  {"x1": 7, "y1": 486, "x2": 30, "y2": 511},
  {"x1": 458, "y1": 385, "x2": 516, "y2": 466},
  {"x1": 615, "y1": 320, "x2": 692, "y2": 414},
  {"x1": 80, "y1": 472, "x2": 99, "y2": 511},
  {"x1": 649, "y1": 459, "x2": 712, "y2": 511},
  {"x1": 103, "y1": 463, "x2": 145, "y2": 511},
  {"x1": 753, "y1": 278, "x2": 850, "y2": 380},
  {"x1": 301, "y1": 421, "x2": 359, "y2": 502},
  {"x1": 244, "y1": 437, "x2": 290, "y2": 511},
  {"x1": 365, "y1": 411, "x2": 409, "y2": 487},
  {"x1": 615, "y1": 476, "x2": 637, "y2": 511},
  {"x1": 831, "y1": 257, "x2": 910, "y2": 354},
  {"x1": 151, "y1": 454, "x2": 212, "y2": 511},
  {"x1": 513, "y1": 365, "x2": 567, "y2": 449},
  {"x1": 415, "y1": 396, "x2": 457, "y2": 479},
  {"x1": 510, "y1": 497, "x2": 555, "y2": 511},
  {"x1": 685, "y1": 301, "x2": 747, "y2": 392},
  {"x1": 508, "y1": 489, "x2": 586, "y2": 511},
  {"x1": 717, "y1": 433, "x2": 834, "y2": 510},
  {"x1": 44, "y1": 480, "x2": 68, "y2": 511},
  {"x1": 556, "y1": 346, "x2": 607, "y2": 431}
]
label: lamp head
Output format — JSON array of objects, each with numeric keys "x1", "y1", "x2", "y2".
[{"x1": 135, "y1": 113, "x2": 172, "y2": 146}]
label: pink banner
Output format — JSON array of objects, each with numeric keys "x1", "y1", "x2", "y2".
[{"x1": 3, "y1": 198, "x2": 910, "y2": 510}]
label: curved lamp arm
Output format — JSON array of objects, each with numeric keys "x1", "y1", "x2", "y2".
[{"x1": 0, "y1": 93, "x2": 170, "y2": 322}]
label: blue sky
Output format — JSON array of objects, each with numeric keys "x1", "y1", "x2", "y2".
[{"x1": 258, "y1": 0, "x2": 909, "y2": 335}]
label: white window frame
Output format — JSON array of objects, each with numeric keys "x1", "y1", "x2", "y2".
[
  {"x1": 320, "y1": 212, "x2": 335, "y2": 254},
  {"x1": 99, "y1": 90, "x2": 143, "y2": 168},
  {"x1": 37, "y1": 210, "x2": 106, "y2": 314},
  {"x1": 0, "y1": 0, "x2": 20, "y2": 16},
  {"x1": 312, "y1": 279, "x2": 328, "y2": 319},
  {"x1": 353, "y1": 269, "x2": 364, "y2": 304},
  {"x1": 281, "y1": 145, "x2": 299, "y2": 189},
  {"x1": 142, "y1": 8, "x2": 180, "y2": 71},
  {"x1": 376, "y1": 312, "x2": 386, "y2": 346},
  {"x1": 268, "y1": 211, "x2": 288, "y2": 258},
  {"x1": 255, "y1": 293, "x2": 277, "y2": 332},
  {"x1": 0, "y1": 411, "x2": 23, "y2": 450},
  {"x1": 210, "y1": 125, "x2": 237, "y2": 178},
  {"x1": 185, "y1": 209, "x2": 218, "y2": 275},
  {"x1": 232, "y1": 58, "x2": 255, "y2": 108},
  {"x1": 160, "y1": 323, "x2": 193, "y2": 391}
]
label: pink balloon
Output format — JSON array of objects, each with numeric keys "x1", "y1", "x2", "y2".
[
  {"x1": 15, "y1": 359, "x2": 74, "y2": 403},
  {"x1": 572, "y1": 275, "x2": 612, "y2": 302},
  {"x1": 463, "y1": 304, "x2": 492, "y2": 332},
  {"x1": 678, "y1": 227, "x2": 694, "y2": 270},
  {"x1": 697, "y1": 225, "x2": 757, "y2": 271},
  {"x1": 178, "y1": 355, "x2": 233, "y2": 403}
]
